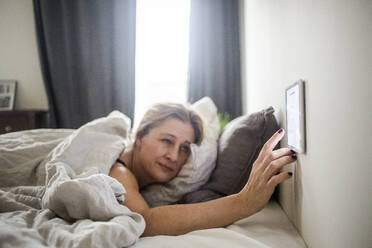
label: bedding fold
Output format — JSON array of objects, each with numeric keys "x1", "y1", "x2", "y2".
[{"x1": 0, "y1": 112, "x2": 146, "y2": 247}]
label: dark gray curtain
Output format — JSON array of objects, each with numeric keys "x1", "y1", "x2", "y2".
[
  {"x1": 34, "y1": 0, "x2": 136, "y2": 128},
  {"x1": 188, "y1": 0, "x2": 242, "y2": 118}
]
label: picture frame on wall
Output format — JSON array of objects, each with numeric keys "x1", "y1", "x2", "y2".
[{"x1": 0, "y1": 80, "x2": 17, "y2": 111}]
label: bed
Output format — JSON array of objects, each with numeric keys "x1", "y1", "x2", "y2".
[
  {"x1": 0, "y1": 103, "x2": 306, "y2": 247},
  {"x1": 132, "y1": 200, "x2": 306, "y2": 248}
]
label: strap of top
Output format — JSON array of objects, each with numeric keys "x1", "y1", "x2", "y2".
[{"x1": 116, "y1": 158, "x2": 127, "y2": 168}]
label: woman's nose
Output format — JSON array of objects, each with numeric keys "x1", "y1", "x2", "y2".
[{"x1": 166, "y1": 147, "x2": 178, "y2": 162}]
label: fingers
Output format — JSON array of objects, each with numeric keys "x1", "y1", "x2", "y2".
[
  {"x1": 251, "y1": 128, "x2": 296, "y2": 185},
  {"x1": 263, "y1": 128, "x2": 285, "y2": 152},
  {"x1": 268, "y1": 171, "x2": 292, "y2": 187},
  {"x1": 272, "y1": 147, "x2": 295, "y2": 159},
  {"x1": 254, "y1": 129, "x2": 292, "y2": 172},
  {"x1": 261, "y1": 147, "x2": 295, "y2": 167},
  {"x1": 263, "y1": 154, "x2": 296, "y2": 180}
]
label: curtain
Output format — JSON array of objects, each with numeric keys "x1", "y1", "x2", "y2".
[
  {"x1": 188, "y1": 0, "x2": 242, "y2": 118},
  {"x1": 34, "y1": 0, "x2": 136, "y2": 128}
]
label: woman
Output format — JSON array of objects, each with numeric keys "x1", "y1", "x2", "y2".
[{"x1": 109, "y1": 102, "x2": 296, "y2": 237}]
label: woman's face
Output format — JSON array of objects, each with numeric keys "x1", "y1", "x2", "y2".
[{"x1": 135, "y1": 118, "x2": 195, "y2": 184}]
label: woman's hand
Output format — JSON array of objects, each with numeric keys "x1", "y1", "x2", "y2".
[{"x1": 239, "y1": 128, "x2": 296, "y2": 215}]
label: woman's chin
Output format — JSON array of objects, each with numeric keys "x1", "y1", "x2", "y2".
[
  {"x1": 156, "y1": 174, "x2": 173, "y2": 183},
  {"x1": 152, "y1": 171, "x2": 175, "y2": 184}
]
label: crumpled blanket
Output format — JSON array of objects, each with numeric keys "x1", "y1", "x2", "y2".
[{"x1": 0, "y1": 111, "x2": 146, "y2": 248}]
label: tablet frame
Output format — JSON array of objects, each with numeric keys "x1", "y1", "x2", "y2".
[{"x1": 285, "y1": 80, "x2": 306, "y2": 153}]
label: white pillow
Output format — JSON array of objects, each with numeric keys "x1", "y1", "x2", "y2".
[{"x1": 140, "y1": 97, "x2": 220, "y2": 207}]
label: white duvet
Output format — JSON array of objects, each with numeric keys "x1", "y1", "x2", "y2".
[{"x1": 0, "y1": 111, "x2": 145, "y2": 248}]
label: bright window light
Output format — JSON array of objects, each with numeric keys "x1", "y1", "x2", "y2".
[{"x1": 134, "y1": 0, "x2": 190, "y2": 128}]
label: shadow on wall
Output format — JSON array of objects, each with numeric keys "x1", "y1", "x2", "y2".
[
  {"x1": 293, "y1": 158, "x2": 303, "y2": 233},
  {"x1": 276, "y1": 106, "x2": 304, "y2": 235}
]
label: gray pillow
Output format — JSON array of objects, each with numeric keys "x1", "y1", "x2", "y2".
[{"x1": 180, "y1": 106, "x2": 280, "y2": 203}]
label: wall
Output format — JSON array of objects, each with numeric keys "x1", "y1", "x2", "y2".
[
  {"x1": 240, "y1": 0, "x2": 372, "y2": 247},
  {"x1": 0, "y1": 0, "x2": 48, "y2": 110}
]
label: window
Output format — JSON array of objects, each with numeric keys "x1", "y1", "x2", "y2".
[{"x1": 134, "y1": 0, "x2": 190, "y2": 128}]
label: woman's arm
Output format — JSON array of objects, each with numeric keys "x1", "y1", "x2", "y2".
[
  {"x1": 110, "y1": 163, "x2": 247, "y2": 236},
  {"x1": 109, "y1": 129, "x2": 295, "y2": 236}
]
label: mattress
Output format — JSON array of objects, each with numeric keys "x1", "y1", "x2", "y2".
[{"x1": 132, "y1": 200, "x2": 306, "y2": 248}]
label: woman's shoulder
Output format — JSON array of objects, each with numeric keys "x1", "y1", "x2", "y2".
[{"x1": 109, "y1": 162, "x2": 139, "y2": 191}]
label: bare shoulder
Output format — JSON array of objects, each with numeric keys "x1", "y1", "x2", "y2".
[
  {"x1": 109, "y1": 163, "x2": 139, "y2": 191},
  {"x1": 109, "y1": 162, "x2": 150, "y2": 214}
]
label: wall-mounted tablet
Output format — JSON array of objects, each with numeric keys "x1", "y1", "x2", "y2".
[{"x1": 285, "y1": 80, "x2": 306, "y2": 153}]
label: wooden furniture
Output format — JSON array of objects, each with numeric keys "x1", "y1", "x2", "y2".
[{"x1": 0, "y1": 110, "x2": 48, "y2": 135}]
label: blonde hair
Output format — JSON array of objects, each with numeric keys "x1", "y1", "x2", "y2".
[{"x1": 135, "y1": 102, "x2": 203, "y2": 145}]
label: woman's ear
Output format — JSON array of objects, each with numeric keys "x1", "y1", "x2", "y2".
[
  {"x1": 135, "y1": 132, "x2": 143, "y2": 149},
  {"x1": 135, "y1": 137, "x2": 142, "y2": 148}
]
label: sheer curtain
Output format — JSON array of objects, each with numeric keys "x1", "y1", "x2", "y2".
[
  {"x1": 188, "y1": 0, "x2": 242, "y2": 118},
  {"x1": 134, "y1": 0, "x2": 190, "y2": 128},
  {"x1": 34, "y1": 0, "x2": 136, "y2": 128}
]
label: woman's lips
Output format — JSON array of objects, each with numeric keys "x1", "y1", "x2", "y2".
[{"x1": 157, "y1": 162, "x2": 174, "y2": 172}]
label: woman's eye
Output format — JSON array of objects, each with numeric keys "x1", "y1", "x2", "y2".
[
  {"x1": 180, "y1": 146, "x2": 190, "y2": 154},
  {"x1": 161, "y1": 139, "x2": 172, "y2": 145}
]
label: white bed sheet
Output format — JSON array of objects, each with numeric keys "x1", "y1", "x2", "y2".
[{"x1": 132, "y1": 200, "x2": 306, "y2": 248}]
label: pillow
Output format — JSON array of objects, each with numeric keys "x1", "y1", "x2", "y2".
[
  {"x1": 140, "y1": 97, "x2": 220, "y2": 207},
  {"x1": 180, "y1": 106, "x2": 280, "y2": 204}
]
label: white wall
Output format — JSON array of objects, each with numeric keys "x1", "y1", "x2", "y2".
[
  {"x1": 241, "y1": 0, "x2": 372, "y2": 247},
  {"x1": 0, "y1": 0, "x2": 48, "y2": 110}
]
